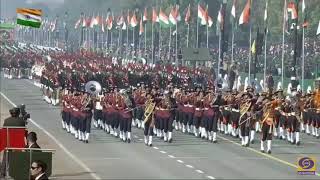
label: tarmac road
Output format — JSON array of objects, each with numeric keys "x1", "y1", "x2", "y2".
[{"x1": 0, "y1": 77, "x2": 319, "y2": 179}]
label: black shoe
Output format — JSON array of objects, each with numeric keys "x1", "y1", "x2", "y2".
[
  {"x1": 127, "y1": 139, "x2": 131, "y2": 143},
  {"x1": 245, "y1": 143, "x2": 249, "y2": 147},
  {"x1": 168, "y1": 139, "x2": 172, "y2": 143},
  {"x1": 251, "y1": 140, "x2": 254, "y2": 144},
  {"x1": 279, "y1": 136, "x2": 283, "y2": 140},
  {"x1": 85, "y1": 140, "x2": 88, "y2": 143},
  {"x1": 267, "y1": 150, "x2": 271, "y2": 154},
  {"x1": 212, "y1": 140, "x2": 217, "y2": 143},
  {"x1": 261, "y1": 150, "x2": 265, "y2": 153},
  {"x1": 296, "y1": 141, "x2": 300, "y2": 146},
  {"x1": 149, "y1": 143, "x2": 152, "y2": 147}
]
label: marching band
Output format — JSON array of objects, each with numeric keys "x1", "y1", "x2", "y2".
[{"x1": 2, "y1": 48, "x2": 320, "y2": 154}]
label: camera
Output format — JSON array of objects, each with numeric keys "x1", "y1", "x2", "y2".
[{"x1": 18, "y1": 104, "x2": 30, "y2": 125}]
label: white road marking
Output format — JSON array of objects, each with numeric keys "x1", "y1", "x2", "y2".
[
  {"x1": 185, "y1": 165, "x2": 194, "y2": 168},
  {"x1": 138, "y1": 139, "x2": 143, "y2": 141},
  {"x1": 134, "y1": 135, "x2": 138, "y2": 138},
  {"x1": 168, "y1": 155, "x2": 176, "y2": 158},
  {"x1": 207, "y1": 175, "x2": 215, "y2": 179},
  {"x1": 177, "y1": 160, "x2": 184, "y2": 163},
  {"x1": 196, "y1": 170, "x2": 204, "y2": 174},
  {"x1": 0, "y1": 91, "x2": 101, "y2": 180},
  {"x1": 153, "y1": 147, "x2": 159, "y2": 150},
  {"x1": 159, "y1": 151, "x2": 167, "y2": 154}
]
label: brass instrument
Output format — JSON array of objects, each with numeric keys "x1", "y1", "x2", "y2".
[
  {"x1": 143, "y1": 100, "x2": 156, "y2": 123},
  {"x1": 81, "y1": 95, "x2": 92, "y2": 111},
  {"x1": 239, "y1": 100, "x2": 251, "y2": 120}
]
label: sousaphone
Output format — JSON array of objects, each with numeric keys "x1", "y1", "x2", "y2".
[{"x1": 85, "y1": 81, "x2": 102, "y2": 95}]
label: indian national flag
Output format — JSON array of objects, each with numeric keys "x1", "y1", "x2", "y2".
[
  {"x1": 159, "y1": 8, "x2": 170, "y2": 28},
  {"x1": 16, "y1": 8, "x2": 42, "y2": 28}
]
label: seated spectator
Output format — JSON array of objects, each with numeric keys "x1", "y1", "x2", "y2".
[{"x1": 30, "y1": 160, "x2": 49, "y2": 180}]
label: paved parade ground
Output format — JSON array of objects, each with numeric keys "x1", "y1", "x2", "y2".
[{"x1": 1, "y1": 77, "x2": 320, "y2": 179}]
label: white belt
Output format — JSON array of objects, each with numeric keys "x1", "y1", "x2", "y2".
[
  {"x1": 73, "y1": 108, "x2": 79, "y2": 112},
  {"x1": 232, "y1": 109, "x2": 239, "y2": 112},
  {"x1": 204, "y1": 108, "x2": 209, "y2": 110},
  {"x1": 195, "y1": 108, "x2": 201, "y2": 111}
]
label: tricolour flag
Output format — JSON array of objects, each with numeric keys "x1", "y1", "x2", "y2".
[
  {"x1": 143, "y1": 8, "x2": 148, "y2": 22},
  {"x1": 152, "y1": 8, "x2": 159, "y2": 23},
  {"x1": 302, "y1": 0, "x2": 308, "y2": 28},
  {"x1": 185, "y1": 4, "x2": 191, "y2": 24},
  {"x1": 264, "y1": 0, "x2": 268, "y2": 33},
  {"x1": 169, "y1": 5, "x2": 180, "y2": 25},
  {"x1": 90, "y1": 15, "x2": 100, "y2": 28},
  {"x1": 239, "y1": 0, "x2": 250, "y2": 25},
  {"x1": 130, "y1": 12, "x2": 138, "y2": 27},
  {"x1": 217, "y1": 5, "x2": 223, "y2": 30},
  {"x1": 106, "y1": 13, "x2": 113, "y2": 30},
  {"x1": 16, "y1": 8, "x2": 42, "y2": 28},
  {"x1": 75, "y1": 18, "x2": 82, "y2": 29},
  {"x1": 198, "y1": 4, "x2": 206, "y2": 24},
  {"x1": 139, "y1": 16, "x2": 144, "y2": 35},
  {"x1": 287, "y1": 2, "x2": 297, "y2": 20},
  {"x1": 159, "y1": 8, "x2": 170, "y2": 28}
]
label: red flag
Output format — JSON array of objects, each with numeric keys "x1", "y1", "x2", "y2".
[
  {"x1": 143, "y1": 7, "x2": 148, "y2": 22},
  {"x1": 139, "y1": 16, "x2": 144, "y2": 35}
]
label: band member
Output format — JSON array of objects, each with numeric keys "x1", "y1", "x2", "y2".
[
  {"x1": 143, "y1": 93, "x2": 156, "y2": 146},
  {"x1": 202, "y1": 89, "x2": 214, "y2": 141},
  {"x1": 81, "y1": 93, "x2": 94, "y2": 143},
  {"x1": 118, "y1": 90, "x2": 134, "y2": 143},
  {"x1": 193, "y1": 90, "x2": 204, "y2": 137},
  {"x1": 159, "y1": 91, "x2": 173, "y2": 142},
  {"x1": 93, "y1": 93, "x2": 103, "y2": 129},
  {"x1": 260, "y1": 98, "x2": 281, "y2": 154},
  {"x1": 61, "y1": 89, "x2": 71, "y2": 132}
]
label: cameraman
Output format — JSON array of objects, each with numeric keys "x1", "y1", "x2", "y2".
[
  {"x1": 3, "y1": 107, "x2": 26, "y2": 127},
  {"x1": 1, "y1": 107, "x2": 26, "y2": 177}
]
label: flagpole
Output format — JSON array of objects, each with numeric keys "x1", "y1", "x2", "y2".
[
  {"x1": 264, "y1": 30, "x2": 267, "y2": 90},
  {"x1": 187, "y1": 24, "x2": 189, "y2": 48},
  {"x1": 111, "y1": 27, "x2": 113, "y2": 52},
  {"x1": 206, "y1": 22, "x2": 209, "y2": 48},
  {"x1": 281, "y1": 0, "x2": 287, "y2": 88},
  {"x1": 302, "y1": 24, "x2": 305, "y2": 93},
  {"x1": 248, "y1": 23, "x2": 252, "y2": 83},
  {"x1": 175, "y1": 23, "x2": 178, "y2": 67},
  {"x1": 196, "y1": 4, "x2": 199, "y2": 48},
  {"x1": 144, "y1": 22, "x2": 147, "y2": 57},
  {"x1": 231, "y1": 26, "x2": 234, "y2": 63},
  {"x1": 133, "y1": 24, "x2": 135, "y2": 59},
  {"x1": 218, "y1": 28, "x2": 221, "y2": 77},
  {"x1": 159, "y1": 23, "x2": 161, "y2": 62},
  {"x1": 169, "y1": 26, "x2": 172, "y2": 58},
  {"x1": 152, "y1": 21, "x2": 154, "y2": 64},
  {"x1": 126, "y1": 22, "x2": 129, "y2": 60},
  {"x1": 106, "y1": 28, "x2": 109, "y2": 50}
]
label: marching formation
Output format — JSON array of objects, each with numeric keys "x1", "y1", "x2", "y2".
[{"x1": 1, "y1": 45, "x2": 320, "y2": 154}]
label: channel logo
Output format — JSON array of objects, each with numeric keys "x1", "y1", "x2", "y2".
[{"x1": 297, "y1": 157, "x2": 316, "y2": 175}]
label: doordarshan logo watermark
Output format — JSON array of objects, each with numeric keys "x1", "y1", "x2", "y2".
[{"x1": 297, "y1": 157, "x2": 316, "y2": 175}]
